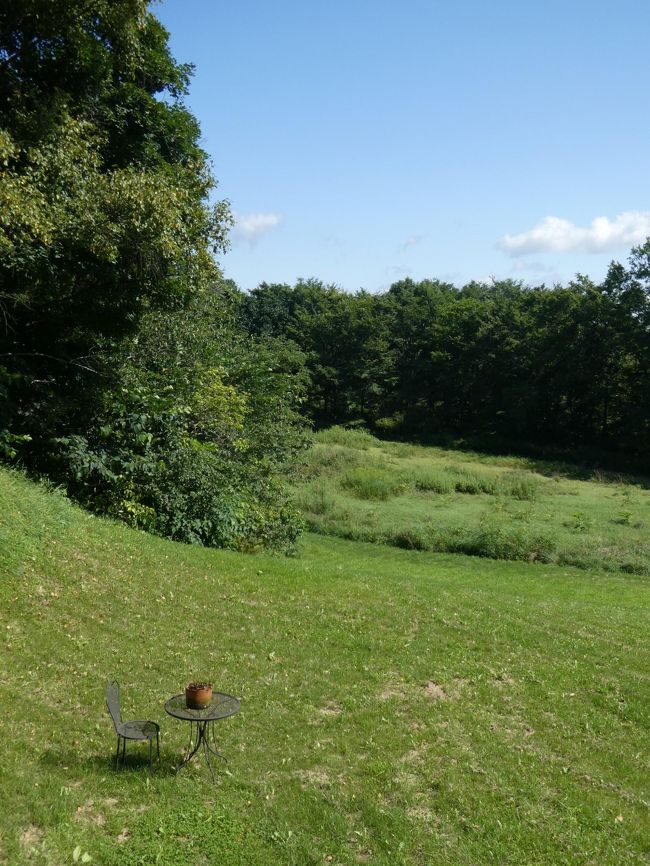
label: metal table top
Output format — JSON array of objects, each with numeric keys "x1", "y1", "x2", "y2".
[{"x1": 164, "y1": 692, "x2": 241, "y2": 722}]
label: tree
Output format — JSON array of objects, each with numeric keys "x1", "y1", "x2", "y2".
[
  {"x1": 0, "y1": 2, "x2": 309, "y2": 550},
  {"x1": 0, "y1": 0, "x2": 231, "y2": 459}
]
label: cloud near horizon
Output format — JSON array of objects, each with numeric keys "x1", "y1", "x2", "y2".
[
  {"x1": 499, "y1": 211, "x2": 650, "y2": 256},
  {"x1": 233, "y1": 211, "x2": 283, "y2": 244}
]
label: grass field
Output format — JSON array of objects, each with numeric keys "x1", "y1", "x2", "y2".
[
  {"x1": 1, "y1": 461, "x2": 649, "y2": 865},
  {"x1": 295, "y1": 427, "x2": 650, "y2": 575}
]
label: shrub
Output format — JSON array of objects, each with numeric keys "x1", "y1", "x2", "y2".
[
  {"x1": 458, "y1": 521, "x2": 556, "y2": 563},
  {"x1": 409, "y1": 467, "x2": 455, "y2": 494},
  {"x1": 506, "y1": 473, "x2": 541, "y2": 501},
  {"x1": 305, "y1": 444, "x2": 376, "y2": 476},
  {"x1": 340, "y1": 467, "x2": 406, "y2": 500},
  {"x1": 295, "y1": 481, "x2": 339, "y2": 516},
  {"x1": 314, "y1": 426, "x2": 378, "y2": 450},
  {"x1": 389, "y1": 526, "x2": 432, "y2": 550},
  {"x1": 445, "y1": 467, "x2": 497, "y2": 495}
]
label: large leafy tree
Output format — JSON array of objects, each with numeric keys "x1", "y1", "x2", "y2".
[
  {"x1": 0, "y1": 1, "x2": 309, "y2": 550},
  {"x1": 0, "y1": 0, "x2": 231, "y2": 457}
]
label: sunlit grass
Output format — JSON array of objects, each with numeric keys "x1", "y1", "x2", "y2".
[
  {"x1": 1, "y1": 465, "x2": 649, "y2": 864},
  {"x1": 297, "y1": 428, "x2": 650, "y2": 574}
]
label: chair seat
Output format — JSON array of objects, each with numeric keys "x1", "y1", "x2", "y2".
[{"x1": 117, "y1": 719, "x2": 159, "y2": 740}]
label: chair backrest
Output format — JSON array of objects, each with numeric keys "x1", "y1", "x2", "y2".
[{"x1": 106, "y1": 681, "x2": 122, "y2": 729}]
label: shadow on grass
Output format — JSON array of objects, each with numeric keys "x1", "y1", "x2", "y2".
[{"x1": 39, "y1": 746, "x2": 179, "y2": 779}]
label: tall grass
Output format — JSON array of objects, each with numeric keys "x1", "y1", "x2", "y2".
[
  {"x1": 408, "y1": 466, "x2": 541, "y2": 500},
  {"x1": 340, "y1": 467, "x2": 407, "y2": 500},
  {"x1": 294, "y1": 430, "x2": 650, "y2": 574},
  {"x1": 314, "y1": 425, "x2": 379, "y2": 450}
]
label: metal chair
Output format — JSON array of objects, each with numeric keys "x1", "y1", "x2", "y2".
[{"x1": 106, "y1": 681, "x2": 160, "y2": 770}]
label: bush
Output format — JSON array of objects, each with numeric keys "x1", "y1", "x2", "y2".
[
  {"x1": 340, "y1": 467, "x2": 407, "y2": 500},
  {"x1": 295, "y1": 481, "x2": 339, "y2": 516},
  {"x1": 458, "y1": 521, "x2": 556, "y2": 563},
  {"x1": 56, "y1": 367, "x2": 306, "y2": 553},
  {"x1": 314, "y1": 426, "x2": 378, "y2": 450},
  {"x1": 305, "y1": 444, "x2": 376, "y2": 477},
  {"x1": 506, "y1": 473, "x2": 541, "y2": 501},
  {"x1": 449, "y1": 468, "x2": 498, "y2": 495},
  {"x1": 388, "y1": 526, "x2": 432, "y2": 550},
  {"x1": 409, "y1": 467, "x2": 455, "y2": 494}
]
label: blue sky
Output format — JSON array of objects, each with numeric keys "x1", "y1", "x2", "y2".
[{"x1": 156, "y1": 0, "x2": 650, "y2": 292}]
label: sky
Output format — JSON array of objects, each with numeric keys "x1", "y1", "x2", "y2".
[{"x1": 155, "y1": 0, "x2": 650, "y2": 293}]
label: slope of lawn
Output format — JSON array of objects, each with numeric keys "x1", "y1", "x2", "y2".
[
  {"x1": 295, "y1": 427, "x2": 650, "y2": 575},
  {"x1": 0, "y1": 465, "x2": 649, "y2": 865}
]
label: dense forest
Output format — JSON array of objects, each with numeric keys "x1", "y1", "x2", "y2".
[
  {"x1": 239, "y1": 259, "x2": 650, "y2": 467},
  {"x1": 2, "y1": 1, "x2": 649, "y2": 555}
]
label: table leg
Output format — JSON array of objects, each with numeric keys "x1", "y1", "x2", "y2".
[
  {"x1": 185, "y1": 720, "x2": 196, "y2": 756},
  {"x1": 206, "y1": 720, "x2": 228, "y2": 762},
  {"x1": 176, "y1": 721, "x2": 224, "y2": 783},
  {"x1": 202, "y1": 724, "x2": 216, "y2": 784},
  {"x1": 176, "y1": 721, "x2": 204, "y2": 771}
]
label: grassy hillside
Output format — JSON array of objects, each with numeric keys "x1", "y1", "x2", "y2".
[
  {"x1": 0, "y1": 465, "x2": 649, "y2": 865},
  {"x1": 295, "y1": 427, "x2": 650, "y2": 575}
]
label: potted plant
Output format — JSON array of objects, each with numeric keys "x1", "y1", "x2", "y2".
[{"x1": 185, "y1": 682, "x2": 213, "y2": 709}]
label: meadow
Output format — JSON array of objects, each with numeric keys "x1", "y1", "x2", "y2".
[
  {"x1": 1, "y1": 453, "x2": 649, "y2": 865},
  {"x1": 295, "y1": 427, "x2": 650, "y2": 575}
]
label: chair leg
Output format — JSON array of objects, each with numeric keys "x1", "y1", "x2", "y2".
[
  {"x1": 115, "y1": 736, "x2": 121, "y2": 770},
  {"x1": 156, "y1": 731, "x2": 160, "y2": 760},
  {"x1": 121, "y1": 737, "x2": 127, "y2": 766},
  {"x1": 149, "y1": 737, "x2": 153, "y2": 769}
]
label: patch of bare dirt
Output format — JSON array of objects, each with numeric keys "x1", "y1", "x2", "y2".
[
  {"x1": 407, "y1": 805, "x2": 435, "y2": 823},
  {"x1": 492, "y1": 673, "x2": 515, "y2": 688},
  {"x1": 295, "y1": 768, "x2": 331, "y2": 788},
  {"x1": 75, "y1": 799, "x2": 106, "y2": 826},
  {"x1": 423, "y1": 681, "x2": 447, "y2": 701},
  {"x1": 318, "y1": 700, "x2": 342, "y2": 717},
  {"x1": 19, "y1": 826, "x2": 43, "y2": 857}
]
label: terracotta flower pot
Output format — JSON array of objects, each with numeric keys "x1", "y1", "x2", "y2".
[{"x1": 185, "y1": 682, "x2": 213, "y2": 709}]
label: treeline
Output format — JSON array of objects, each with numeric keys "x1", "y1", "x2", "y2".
[{"x1": 239, "y1": 252, "x2": 650, "y2": 467}]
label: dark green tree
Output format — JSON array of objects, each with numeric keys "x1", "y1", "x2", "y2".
[
  {"x1": 0, "y1": 1, "x2": 309, "y2": 550},
  {"x1": 0, "y1": 0, "x2": 231, "y2": 459}
]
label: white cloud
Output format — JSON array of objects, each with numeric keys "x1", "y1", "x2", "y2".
[
  {"x1": 499, "y1": 211, "x2": 650, "y2": 256},
  {"x1": 233, "y1": 211, "x2": 283, "y2": 245}
]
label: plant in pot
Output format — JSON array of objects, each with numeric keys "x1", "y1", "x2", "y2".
[{"x1": 185, "y1": 681, "x2": 213, "y2": 709}]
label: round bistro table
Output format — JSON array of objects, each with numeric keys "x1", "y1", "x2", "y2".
[{"x1": 164, "y1": 692, "x2": 240, "y2": 783}]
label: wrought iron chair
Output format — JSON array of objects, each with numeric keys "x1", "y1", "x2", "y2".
[{"x1": 106, "y1": 681, "x2": 160, "y2": 770}]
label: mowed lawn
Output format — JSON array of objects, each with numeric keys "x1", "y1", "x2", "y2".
[{"x1": 0, "y1": 467, "x2": 649, "y2": 865}]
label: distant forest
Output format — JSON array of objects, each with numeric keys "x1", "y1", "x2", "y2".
[{"x1": 239, "y1": 251, "x2": 650, "y2": 469}]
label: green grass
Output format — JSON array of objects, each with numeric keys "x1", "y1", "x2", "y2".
[
  {"x1": 294, "y1": 427, "x2": 650, "y2": 575},
  {"x1": 1, "y1": 465, "x2": 649, "y2": 865}
]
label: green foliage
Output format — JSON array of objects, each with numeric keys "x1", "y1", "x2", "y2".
[
  {"x1": 506, "y1": 472, "x2": 541, "y2": 501},
  {"x1": 457, "y1": 520, "x2": 555, "y2": 563},
  {"x1": 0, "y1": 3, "x2": 308, "y2": 552},
  {"x1": 408, "y1": 466, "x2": 456, "y2": 494},
  {"x1": 51, "y1": 290, "x2": 309, "y2": 552},
  {"x1": 241, "y1": 259, "x2": 650, "y2": 468},
  {"x1": 314, "y1": 425, "x2": 379, "y2": 450},
  {"x1": 340, "y1": 467, "x2": 406, "y2": 501},
  {"x1": 295, "y1": 433, "x2": 650, "y2": 575}
]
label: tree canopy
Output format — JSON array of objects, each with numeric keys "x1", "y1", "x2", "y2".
[
  {"x1": 240, "y1": 249, "x2": 650, "y2": 469},
  {"x1": 0, "y1": 1, "x2": 306, "y2": 550}
]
